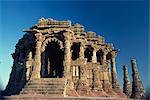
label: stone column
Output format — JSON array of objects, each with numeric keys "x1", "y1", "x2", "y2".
[
  {"x1": 72, "y1": 66, "x2": 76, "y2": 76},
  {"x1": 41, "y1": 51, "x2": 45, "y2": 77},
  {"x1": 31, "y1": 33, "x2": 42, "y2": 79},
  {"x1": 130, "y1": 59, "x2": 145, "y2": 99},
  {"x1": 102, "y1": 63, "x2": 112, "y2": 91},
  {"x1": 111, "y1": 51, "x2": 120, "y2": 89},
  {"x1": 92, "y1": 48, "x2": 97, "y2": 63},
  {"x1": 103, "y1": 51, "x2": 107, "y2": 63},
  {"x1": 123, "y1": 65, "x2": 131, "y2": 97},
  {"x1": 76, "y1": 66, "x2": 79, "y2": 77},
  {"x1": 26, "y1": 51, "x2": 32, "y2": 80},
  {"x1": 64, "y1": 32, "x2": 71, "y2": 78},
  {"x1": 79, "y1": 43, "x2": 84, "y2": 59},
  {"x1": 63, "y1": 31, "x2": 74, "y2": 91}
]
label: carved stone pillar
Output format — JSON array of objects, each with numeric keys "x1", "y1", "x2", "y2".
[
  {"x1": 92, "y1": 48, "x2": 97, "y2": 63},
  {"x1": 41, "y1": 51, "x2": 45, "y2": 77},
  {"x1": 103, "y1": 50, "x2": 107, "y2": 64},
  {"x1": 64, "y1": 32, "x2": 71, "y2": 79},
  {"x1": 111, "y1": 51, "x2": 120, "y2": 89},
  {"x1": 26, "y1": 51, "x2": 32, "y2": 80},
  {"x1": 72, "y1": 66, "x2": 76, "y2": 76},
  {"x1": 107, "y1": 61, "x2": 112, "y2": 83},
  {"x1": 102, "y1": 64, "x2": 112, "y2": 91},
  {"x1": 130, "y1": 59, "x2": 145, "y2": 98},
  {"x1": 103, "y1": 50, "x2": 110, "y2": 82},
  {"x1": 63, "y1": 31, "x2": 74, "y2": 91},
  {"x1": 79, "y1": 43, "x2": 84, "y2": 59},
  {"x1": 31, "y1": 33, "x2": 42, "y2": 79},
  {"x1": 123, "y1": 65, "x2": 131, "y2": 97}
]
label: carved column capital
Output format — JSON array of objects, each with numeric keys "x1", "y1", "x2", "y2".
[
  {"x1": 111, "y1": 50, "x2": 117, "y2": 58},
  {"x1": 64, "y1": 31, "x2": 71, "y2": 40},
  {"x1": 103, "y1": 50, "x2": 108, "y2": 55},
  {"x1": 35, "y1": 33, "x2": 43, "y2": 41}
]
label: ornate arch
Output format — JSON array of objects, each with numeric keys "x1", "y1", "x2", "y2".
[{"x1": 41, "y1": 37, "x2": 64, "y2": 53}]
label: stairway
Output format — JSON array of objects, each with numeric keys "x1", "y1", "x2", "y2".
[{"x1": 2, "y1": 78, "x2": 66, "y2": 99}]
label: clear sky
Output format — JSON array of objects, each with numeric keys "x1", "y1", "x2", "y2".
[{"x1": 0, "y1": 0, "x2": 149, "y2": 91}]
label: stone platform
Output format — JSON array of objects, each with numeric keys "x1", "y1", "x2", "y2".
[
  {"x1": 1, "y1": 78, "x2": 128, "y2": 100},
  {"x1": 2, "y1": 78, "x2": 65, "y2": 99},
  {"x1": 20, "y1": 78, "x2": 65, "y2": 96},
  {"x1": 1, "y1": 96, "x2": 130, "y2": 100}
]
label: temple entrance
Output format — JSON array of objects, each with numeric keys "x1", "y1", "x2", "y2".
[{"x1": 41, "y1": 41, "x2": 64, "y2": 78}]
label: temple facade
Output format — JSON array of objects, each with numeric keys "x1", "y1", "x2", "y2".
[{"x1": 4, "y1": 18, "x2": 146, "y2": 99}]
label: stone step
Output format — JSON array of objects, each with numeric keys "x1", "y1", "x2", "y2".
[
  {"x1": 22, "y1": 88, "x2": 64, "y2": 91},
  {"x1": 20, "y1": 91, "x2": 64, "y2": 94},
  {"x1": 2, "y1": 94, "x2": 64, "y2": 99},
  {"x1": 28, "y1": 81, "x2": 65, "y2": 84},
  {"x1": 27, "y1": 83, "x2": 65, "y2": 85},
  {"x1": 18, "y1": 78, "x2": 66, "y2": 96},
  {"x1": 29, "y1": 78, "x2": 65, "y2": 82},
  {"x1": 24, "y1": 85, "x2": 64, "y2": 89},
  {"x1": 19, "y1": 94, "x2": 64, "y2": 97},
  {"x1": 28, "y1": 79, "x2": 65, "y2": 82},
  {"x1": 25, "y1": 85, "x2": 64, "y2": 88},
  {"x1": 21, "y1": 90, "x2": 64, "y2": 94},
  {"x1": 2, "y1": 95, "x2": 126, "y2": 100}
]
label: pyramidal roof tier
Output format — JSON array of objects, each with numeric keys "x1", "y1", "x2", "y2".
[{"x1": 23, "y1": 17, "x2": 114, "y2": 49}]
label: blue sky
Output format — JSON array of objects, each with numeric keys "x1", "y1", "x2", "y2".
[{"x1": 0, "y1": 0, "x2": 149, "y2": 91}]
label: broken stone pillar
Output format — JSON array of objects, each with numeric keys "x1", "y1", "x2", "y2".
[
  {"x1": 123, "y1": 65, "x2": 131, "y2": 97},
  {"x1": 130, "y1": 59, "x2": 145, "y2": 99},
  {"x1": 31, "y1": 33, "x2": 42, "y2": 79},
  {"x1": 110, "y1": 51, "x2": 120, "y2": 90}
]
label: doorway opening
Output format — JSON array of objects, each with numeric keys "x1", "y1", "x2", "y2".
[{"x1": 41, "y1": 41, "x2": 64, "y2": 78}]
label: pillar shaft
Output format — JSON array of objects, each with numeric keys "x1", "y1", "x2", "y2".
[
  {"x1": 79, "y1": 43, "x2": 84, "y2": 59},
  {"x1": 111, "y1": 51, "x2": 120, "y2": 89},
  {"x1": 123, "y1": 65, "x2": 131, "y2": 97},
  {"x1": 76, "y1": 66, "x2": 79, "y2": 76},
  {"x1": 31, "y1": 33, "x2": 42, "y2": 79},
  {"x1": 103, "y1": 51, "x2": 107, "y2": 64},
  {"x1": 64, "y1": 32, "x2": 71, "y2": 78},
  {"x1": 92, "y1": 49, "x2": 97, "y2": 63},
  {"x1": 26, "y1": 51, "x2": 32, "y2": 80},
  {"x1": 131, "y1": 59, "x2": 145, "y2": 98}
]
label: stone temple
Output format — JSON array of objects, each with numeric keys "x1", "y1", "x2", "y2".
[{"x1": 2, "y1": 18, "x2": 145, "y2": 99}]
